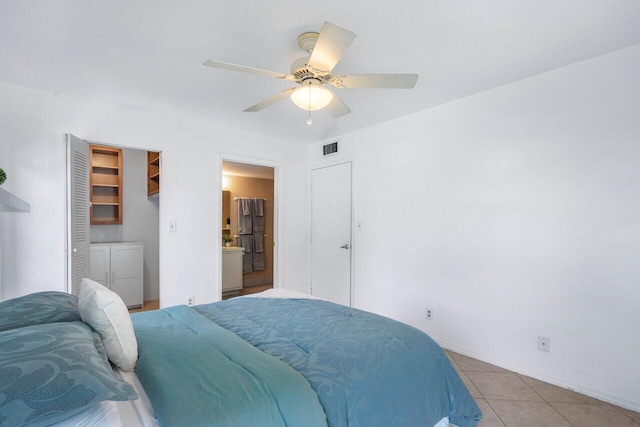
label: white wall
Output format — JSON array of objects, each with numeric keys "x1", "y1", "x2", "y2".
[
  {"x1": 310, "y1": 45, "x2": 640, "y2": 410},
  {"x1": 90, "y1": 147, "x2": 160, "y2": 301},
  {"x1": 0, "y1": 82, "x2": 311, "y2": 306}
]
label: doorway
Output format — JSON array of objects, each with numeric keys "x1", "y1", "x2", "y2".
[
  {"x1": 221, "y1": 160, "x2": 276, "y2": 299},
  {"x1": 66, "y1": 134, "x2": 160, "y2": 310}
]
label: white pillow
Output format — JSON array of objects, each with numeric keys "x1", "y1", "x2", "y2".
[{"x1": 78, "y1": 278, "x2": 138, "y2": 371}]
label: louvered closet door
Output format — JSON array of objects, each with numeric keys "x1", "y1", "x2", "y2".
[{"x1": 67, "y1": 134, "x2": 90, "y2": 295}]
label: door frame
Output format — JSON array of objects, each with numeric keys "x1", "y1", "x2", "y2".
[
  {"x1": 218, "y1": 154, "x2": 281, "y2": 301},
  {"x1": 310, "y1": 159, "x2": 356, "y2": 306}
]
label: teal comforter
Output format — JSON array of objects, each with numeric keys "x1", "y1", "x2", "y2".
[
  {"x1": 131, "y1": 306, "x2": 327, "y2": 427},
  {"x1": 196, "y1": 298, "x2": 482, "y2": 427}
]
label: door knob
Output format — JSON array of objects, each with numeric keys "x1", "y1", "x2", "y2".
[
  {"x1": 72, "y1": 248, "x2": 78, "y2": 253},
  {"x1": 340, "y1": 244, "x2": 350, "y2": 249}
]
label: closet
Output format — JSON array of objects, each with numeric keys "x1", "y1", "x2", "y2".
[
  {"x1": 87, "y1": 143, "x2": 159, "y2": 308},
  {"x1": 68, "y1": 136, "x2": 159, "y2": 307}
]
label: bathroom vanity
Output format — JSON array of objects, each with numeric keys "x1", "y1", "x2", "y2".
[{"x1": 222, "y1": 246, "x2": 243, "y2": 294}]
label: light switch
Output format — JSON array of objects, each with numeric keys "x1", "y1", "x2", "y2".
[{"x1": 169, "y1": 221, "x2": 177, "y2": 232}]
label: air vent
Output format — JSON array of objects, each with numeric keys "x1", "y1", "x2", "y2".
[{"x1": 323, "y1": 142, "x2": 338, "y2": 156}]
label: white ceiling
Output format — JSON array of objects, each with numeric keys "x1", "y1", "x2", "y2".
[{"x1": 1, "y1": 1, "x2": 639, "y2": 144}]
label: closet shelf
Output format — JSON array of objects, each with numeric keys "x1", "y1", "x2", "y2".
[
  {"x1": 147, "y1": 151, "x2": 160, "y2": 197},
  {"x1": 90, "y1": 145, "x2": 122, "y2": 225},
  {"x1": 92, "y1": 165, "x2": 119, "y2": 170}
]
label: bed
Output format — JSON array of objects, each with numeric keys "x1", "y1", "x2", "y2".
[{"x1": 0, "y1": 283, "x2": 481, "y2": 427}]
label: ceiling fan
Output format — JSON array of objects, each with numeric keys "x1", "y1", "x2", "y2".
[{"x1": 204, "y1": 21, "x2": 418, "y2": 124}]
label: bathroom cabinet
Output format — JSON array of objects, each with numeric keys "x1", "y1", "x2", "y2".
[{"x1": 222, "y1": 247, "x2": 243, "y2": 293}]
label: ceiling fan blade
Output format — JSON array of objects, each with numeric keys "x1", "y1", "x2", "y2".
[
  {"x1": 204, "y1": 60, "x2": 294, "y2": 81},
  {"x1": 324, "y1": 90, "x2": 351, "y2": 118},
  {"x1": 330, "y1": 74, "x2": 419, "y2": 89},
  {"x1": 244, "y1": 88, "x2": 295, "y2": 112},
  {"x1": 307, "y1": 22, "x2": 356, "y2": 74}
]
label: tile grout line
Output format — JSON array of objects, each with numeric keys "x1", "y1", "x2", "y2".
[
  {"x1": 458, "y1": 364, "x2": 508, "y2": 427},
  {"x1": 482, "y1": 399, "x2": 507, "y2": 427},
  {"x1": 457, "y1": 357, "x2": 575, "y2": 426},
  {"x1": 520, "y1": 375, "x2": 575, "y2": 427}
]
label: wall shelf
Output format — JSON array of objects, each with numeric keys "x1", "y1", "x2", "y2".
[
  {"x1": 90, "y1": 145, "x2": 123, "y2": 225},
  {"x1": 147, "y1": 151, "x2": 160, "y2": 198},
  {"x1": 92, "y1": 165, "x2": 119, "y2": 170},
  {"x1": 0, "y1": 187, "x2": 30, "y2": 213}
]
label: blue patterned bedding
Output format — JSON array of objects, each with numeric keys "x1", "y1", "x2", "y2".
[
  {"x1": 195, "y1": 298, "x2": 482, "y2": 427},
  {"x1": 0, "y1": 321, "x2": 137, "y2": 426},
  {"x1": 0, "y1": 291, "x2": 80, "y2": 333}
]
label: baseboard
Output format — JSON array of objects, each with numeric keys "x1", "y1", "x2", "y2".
[{"x1": 434, "y1": 337, "x2": 640, "y2": 413}]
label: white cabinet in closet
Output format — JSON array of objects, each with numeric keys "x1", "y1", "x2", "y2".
[{"x1": 90, "y1": 243, "x2": 144, "y2": 308}]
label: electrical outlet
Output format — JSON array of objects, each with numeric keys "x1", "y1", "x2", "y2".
[
  {"x1": 186, "y1": 296, "x2": 194, "y2": 307},
  {"x1": 425, "y1": 308, "x2": 434, "y2": 321},
  {"x1": 538, "y1": 336, "x2": 550, "y2": 352}
]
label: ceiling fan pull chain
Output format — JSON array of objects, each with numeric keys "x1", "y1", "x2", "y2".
[{"x1": 307, "y1": 81, "x2": 313, "y2": 125}]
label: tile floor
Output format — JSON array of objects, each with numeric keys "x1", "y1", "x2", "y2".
[{"x1": 445, "y1": 350, "x2": 640, "y2": 427}]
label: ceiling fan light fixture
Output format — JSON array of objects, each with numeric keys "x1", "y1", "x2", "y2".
[
  {"x1": 204, "y1": 21, "x2": 417, "y2": 118},
  {"x1": 291, "y1": 80, "x2": 333, "y2": 111}
]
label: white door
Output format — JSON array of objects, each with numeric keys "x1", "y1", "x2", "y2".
[
  {"x1": 311, "y1": 162, "x2": 352, "y2": 305},
  {"x1": 66, "y1": 134, "x2": 90, "y2": 295}
]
